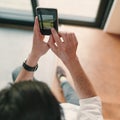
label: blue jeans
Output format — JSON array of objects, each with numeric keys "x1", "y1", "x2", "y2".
[{"x1": 61, "y1": 82, "x2": 79, "y2": 105}]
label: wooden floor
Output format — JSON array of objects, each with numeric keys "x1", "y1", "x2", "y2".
[{"x1": 56, "y1": 25, "x2": 120, "y2": 120}]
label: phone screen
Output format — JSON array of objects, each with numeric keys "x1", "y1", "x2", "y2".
[
  {"x1": 41, "y1": 15, "x2": 54, "y2": 29},
  {"x1": 37, "y1": 8, "x2": 58, "y2": 35}
]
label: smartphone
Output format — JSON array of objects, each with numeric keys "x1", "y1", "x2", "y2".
[{"x1": 36, "y1": 7, "x2": 58, "y2": 35}]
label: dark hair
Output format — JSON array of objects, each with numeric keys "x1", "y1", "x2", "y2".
[{"x1": 0, "y1": 81, "x2": 63, "y2": 120}]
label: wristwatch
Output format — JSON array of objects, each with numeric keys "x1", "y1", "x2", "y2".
[{"x1": 23, "y1": 60, "x2": 38, "y2": 72}]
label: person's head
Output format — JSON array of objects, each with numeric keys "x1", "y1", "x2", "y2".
[{"x1": 0, "y1": 81, "x2": 64, "y2": 120}]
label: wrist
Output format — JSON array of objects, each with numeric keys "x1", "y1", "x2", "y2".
[
  {"x1": 63, "y1": 56, "x2": 81, "y2": 75},
  {"x1": 23, "y1": 60, "x2": 38, "y2": 72},
  {"x1": 26, "y1": 53, "x2": 40, "y2": 67},
  {"x1": 63, "y1": 56, "x2": 79, "y2": 68}
]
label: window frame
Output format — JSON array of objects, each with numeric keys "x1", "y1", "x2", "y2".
[
  {"x1": 0, "y1": 0, "x2": 113, "y2": 28},
  {"x1": 58, "y1": 0, "x2": 114, "y2": 28}
]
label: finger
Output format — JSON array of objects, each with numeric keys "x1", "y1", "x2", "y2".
[
  {"x1": 51, "y1": 28, "x2": 62, "y2": 46},
  {"x1": 66, "y1": 33, "x2": 73, "y2": 47},
  {"x1": 35, "y1": 16, "x2": 41, "y2": 33},
  {"x1": 59, "y1": 32, "x2": 67, "y2": 44},
  {"x1": 33, "y1": 16, "x2": 38, "y2": 34},
  {"x1": 33, "y1": 16, "x2": 41, "y2": 36},
  {"x1": 34, "y1": 16, "x2": 44, "y2": 40},
  {"x1": 48, "y1": 35, "x2": 58, "y2": 54},
  {"x1": 71, "y1": 33, "x2": 78, "y2": 47}
]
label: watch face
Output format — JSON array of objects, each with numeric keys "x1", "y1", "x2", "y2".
[{"x1": 37, "y1": 8, "x2": 58, "y2": 35}]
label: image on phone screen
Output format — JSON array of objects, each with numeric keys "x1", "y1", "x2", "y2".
[
  {"x1": 41, "y1": 15, "x2": 54, "y2": 29},
  {"x1": 37, "y1": 8, "x2": 58, "y2": 35}
]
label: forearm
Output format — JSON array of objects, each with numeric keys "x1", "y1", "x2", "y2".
[
  {"x1": 15, "y1": 53, "x2": 39, "y2": 83},
  {"x1": 63, "y1": 56, "x2": 97, "y2": 99},
  {"x1": 15, "y1": 16, "x2": 49, "y2": 83}
]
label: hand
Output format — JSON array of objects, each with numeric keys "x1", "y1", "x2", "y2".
[
  {"x1": 48, "y1": 28, "x2": 78, "y2": 64},
  {"x1": 31, "y1": 16, "x2": 49, "y2": 59},
  {"x1": 48, "y1": 29, "x2": 97, "y2": 99}
]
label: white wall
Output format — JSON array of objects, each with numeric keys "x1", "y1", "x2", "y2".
[{"x1": 104, "y1": 0, "x2": 120, "y2": 35}]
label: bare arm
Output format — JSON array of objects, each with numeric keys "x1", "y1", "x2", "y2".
[
  {"x1": 48, "y1": 29, "x2": 97, "y2": 99},
  {"x1": 15, "y1": 17, "x2": 49, "y2": 83}
]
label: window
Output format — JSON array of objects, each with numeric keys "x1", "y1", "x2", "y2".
[
  {"x1": 39, "y1": 0, "x2": 113, "y2": 28},
  {"x1": 0, "y1": 0, "x2": 113, "y2": 28},
  {"x1": 0, "y1": 0, "x2": 34, "y2": 26},
  {"x1": 39, "y1": 0, "x2": 100, "y2": 22}
]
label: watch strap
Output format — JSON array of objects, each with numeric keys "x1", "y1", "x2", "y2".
[{"x1": 23, "y1": 60, "x2": 38, "y2": 72}]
